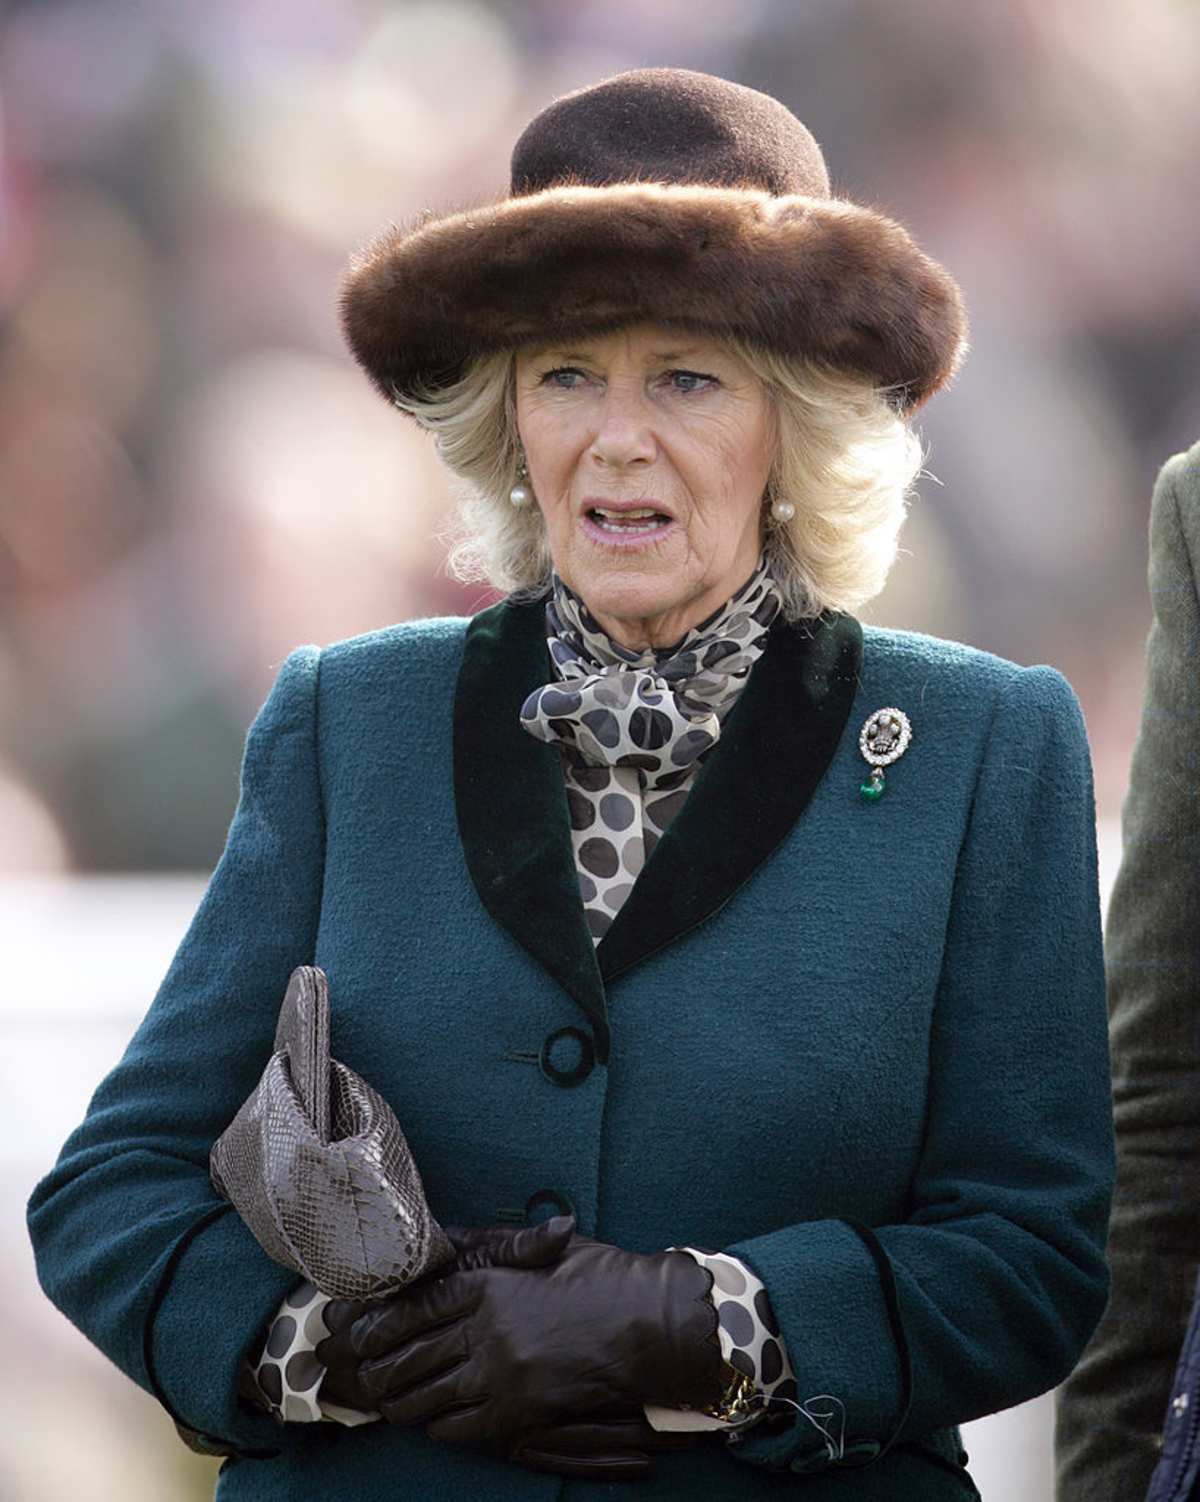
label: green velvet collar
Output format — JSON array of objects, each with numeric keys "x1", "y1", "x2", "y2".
[{"x1": 453, "y1": 596, "x2": 863, "y2": 1062}]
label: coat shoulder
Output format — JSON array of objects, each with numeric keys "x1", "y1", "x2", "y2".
[
  {"x1": 1155, "y1": 436, "x2": 1200, "y2": 505},
  {"x1": 1151, "y1": 437, "x2": 1200, "y2": 560},
  {"x1": 860, "y1": 623, "x2": 1083, "y2": 730},
  {"x1": 317, "y1": 614, "x2": 470, "y2": 690},
  {"x1": 862, "y1": 622, "x2": 1023, "y2": 694}
]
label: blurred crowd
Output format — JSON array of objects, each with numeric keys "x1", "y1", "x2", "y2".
[
  {"x1": 1, "y1": 0, "x2": 1198, "y2": 874},
  {"x1": 4, "y1": 4, "x2": 1197, "y2": 1497}
]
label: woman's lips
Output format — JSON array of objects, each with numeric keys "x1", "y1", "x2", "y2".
[{"x1": 580, "y1": 507, "x2": 676, "y2": 550}]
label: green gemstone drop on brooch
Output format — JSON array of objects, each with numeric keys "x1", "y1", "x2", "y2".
[{"x1": 860, "y1": 768, "x2": 886, "y2": 801}]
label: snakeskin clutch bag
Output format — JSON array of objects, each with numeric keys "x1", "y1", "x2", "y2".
[{"x1": 209, "y1": 965, "x2": 453, "y2": 1300}]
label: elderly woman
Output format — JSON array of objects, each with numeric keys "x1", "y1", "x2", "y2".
[{"x1": 28, "y1": 69, "x2": 1113, "y2": 1500}]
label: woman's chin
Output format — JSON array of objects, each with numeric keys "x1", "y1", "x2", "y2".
[{"x1": 563, "y1": 532, "x2": 679, "y2": 601}]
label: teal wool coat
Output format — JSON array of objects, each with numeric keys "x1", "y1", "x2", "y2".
[{"x1": 28, "y1": 601, "x2": 1114, "y2": 1500}]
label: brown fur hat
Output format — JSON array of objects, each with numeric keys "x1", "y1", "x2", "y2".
[{"x1": 340, "y1": 68, "x2": 968, "y2": 412}]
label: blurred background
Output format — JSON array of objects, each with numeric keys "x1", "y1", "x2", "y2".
[{"x1": 1, "y1": 0, "x2": 1196, "y2": 1497}]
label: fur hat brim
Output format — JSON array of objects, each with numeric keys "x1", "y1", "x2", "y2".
[{"x1": 340, "y1": 183, "x2": 968, "y2": 413}]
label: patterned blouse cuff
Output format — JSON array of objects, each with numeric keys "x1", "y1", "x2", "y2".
[
  {"x1": 250, "y1": 1280, "x2": 379, "y2": 1427},
  {"x1": 643, "y1": 1248, "x2": 796, "y2": 1437},
  {"x1": 254, "y1": 1259, "x2": 792, "y2": 1436}
]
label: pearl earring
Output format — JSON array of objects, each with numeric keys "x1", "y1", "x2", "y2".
[
  {"x1": 510, "y1": 455, "x2": 533, "y2": 509},
  {"x1": 770, "y1": 498, "x2": 795, "y2": 524}
]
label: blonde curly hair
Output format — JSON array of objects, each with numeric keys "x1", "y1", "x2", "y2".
[{"x1": 393, "y1": 340, "x2": 924, "y2": 621}]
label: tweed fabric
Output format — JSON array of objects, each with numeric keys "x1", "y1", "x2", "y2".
[
  {"x1": 1055, "y1": 440, "x2": 1200, "y2": 1502},
  {"x1": 27, "y1": 609, "x2": 1113, "y2": 1501}
]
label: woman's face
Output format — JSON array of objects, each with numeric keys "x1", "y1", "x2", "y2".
[{"x1": 514, "y1": 324, "x2": 775, "y2": 650}]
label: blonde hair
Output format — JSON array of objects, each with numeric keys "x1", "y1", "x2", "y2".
[{"x1": 393, "y1": 341, "x2": 924, "y2": 620}]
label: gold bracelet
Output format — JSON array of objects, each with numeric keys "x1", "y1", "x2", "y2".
[{"x1": 700, "y1": 1363, "x2": 759, "y2": 1425}]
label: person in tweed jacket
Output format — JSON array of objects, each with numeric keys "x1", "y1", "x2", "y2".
[{"x1": 1057, "y1": 439, "x2": 1200, "y2": 1502}]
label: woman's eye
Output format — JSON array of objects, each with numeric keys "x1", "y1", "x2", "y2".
[
  {"x1": 541, "y1": 367, "x2": 588, "y2": 389},
  {"x1": 665, "y1": 369, "x2": 717, "y2": 393}
]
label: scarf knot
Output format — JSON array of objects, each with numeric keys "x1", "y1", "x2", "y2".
[{"x1": 520, "y1": 559, "x2": 781, "y2": 784}]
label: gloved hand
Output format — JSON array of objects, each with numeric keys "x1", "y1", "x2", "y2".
[
  {"x1": 435, "y1": 1225, "x2": 714, "y2": 1483},
  {"x1": 502, "y1": 1404, "x2": 713, "y2": 1480},
  {"x1": 317, "y1": 1217, "x2": 576, "y2": 1412},
  {"x1": 315, "y1": 1217, "x2": 725, "y2": 1449}
]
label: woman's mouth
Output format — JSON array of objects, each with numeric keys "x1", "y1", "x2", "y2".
[{"x1": 582, "y1": 505, "x2": 675, "y2": 547}]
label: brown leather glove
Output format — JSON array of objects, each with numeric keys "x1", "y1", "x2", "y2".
[
  {"x1": 315, "y1": 1218, "x2": 725, "y2": 1449},
  {"x1": 502, "y1": 1405, "x2": 714, "y2": 1480},
  {"x1": 421, "y1": 1223, "x2": 716, "y2": 1480},
  {"x1": 317, "y1": 1218, "x2": 576, "y2": 1411}
]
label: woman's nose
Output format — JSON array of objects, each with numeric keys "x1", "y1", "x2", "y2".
[{"x1": 589, "y1": 387, "x2": 656, "y2": 469}]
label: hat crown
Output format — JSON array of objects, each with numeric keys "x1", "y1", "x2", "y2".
[{"x1": 511, "y1": 67, "x2": 830, "y2": 199}]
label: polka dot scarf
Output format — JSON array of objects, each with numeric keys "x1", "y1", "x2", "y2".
[
  {"x1": 520, "y1": 558, "x2": 782, "y2": 941},
  {"x1": 521, "y1": 557, "x2": 781, "y2": 783}
]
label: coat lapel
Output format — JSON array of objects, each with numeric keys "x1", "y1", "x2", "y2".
[
  {"x1": 453, "y1": 596, "x2": 611, "y2": 1060},
  {"x1": 453, "y1": 598, "x2": 863, "y2": 1042}
]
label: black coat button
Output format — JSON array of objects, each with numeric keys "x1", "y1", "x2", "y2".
[
  {"x1": 539, "y1": 1026, "x2": 595, "y2": 1087},
  {"x1": 525, "y1": 1188, "x2": 576, "y2": 1223}
]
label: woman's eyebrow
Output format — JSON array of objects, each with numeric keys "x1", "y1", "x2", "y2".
[
  {"x1": 528, "y1": 348, "x2": 591, "y2": 362},
  {"x1": 525, "y1": 345, "x2": 711, "y2": 365}
]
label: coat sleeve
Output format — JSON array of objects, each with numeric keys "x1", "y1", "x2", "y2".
[
  {"x1": 723, "y1": 662, "x2": 1115, "y2": 1477},
  {"x1": 27, "y1": 646, "x2": 326, "y2": 1458},
  {"x1": 1056, "y1": 445, "x2": 1200, "y2": 1500}
]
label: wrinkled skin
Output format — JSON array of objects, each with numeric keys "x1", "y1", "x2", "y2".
[{"x1": 515, "y1": 323, "x2": 775, "y2": 651}]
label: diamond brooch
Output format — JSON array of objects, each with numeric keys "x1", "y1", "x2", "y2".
[{"x1": 858, "y1": 707, "x2": 912, "y2": 801}]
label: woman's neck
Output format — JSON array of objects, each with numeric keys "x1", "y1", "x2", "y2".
[
  {"x1": 584, "y1": 605, "x2": 694, "y2": 654},
  {"x1": 570, "y1": 557, "x2": 767, "y2": 654}
]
